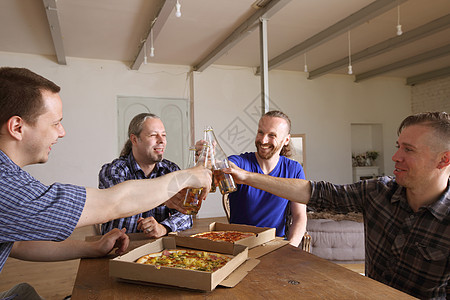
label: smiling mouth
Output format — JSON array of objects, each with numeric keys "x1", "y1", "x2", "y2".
[
  {"x1": 394, "y1": 167, "x2": 406, "y2": 174},
  {"x1": 258, "y1": 144, "x2": 272, "y2": 150}
]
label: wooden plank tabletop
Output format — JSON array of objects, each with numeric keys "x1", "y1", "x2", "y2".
[{"x1": 71, "y1": 217, "x2": 415, "y2": 299}]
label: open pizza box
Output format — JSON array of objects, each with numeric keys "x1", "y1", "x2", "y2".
[
  {"x1": 109, "y1": 236, "x2": 256, "y2": 292},
  {"x1": 173, "y1": 222, "x2": 276, "y2": 254}
]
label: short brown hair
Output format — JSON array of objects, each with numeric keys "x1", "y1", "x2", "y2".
[
  {"x1": 398, "y1": 111, "x2": 450, "y2": 150},
  {"x1": 262, "y1": 110, "x2": 293, "y2": 157},
  {"x1": 0, "y1": 67, "x2": 60, "y2": 127}
]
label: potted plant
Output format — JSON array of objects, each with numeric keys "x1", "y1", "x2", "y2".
[{"x1": 365, "y1": 151, "x2": 379, "y2": 166}]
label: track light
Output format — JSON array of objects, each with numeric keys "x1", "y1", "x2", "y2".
[
  {"x1": 396, "y1": 5, "x2": 403, "y2": 36},
  {"x1": 303, "y1": 53, "x2": 308, "y2": 72},
  {"x1": 150, "y1": 29, "x2": 155, "y2": 57},
  {"x1": 175, "y1": 0, "x2": 181, "y2": 18},
  {"x1": 143, "y1": 40, "x2": 148, "y2": 64},
  {"x1": 347, "y1": 31, "x2": 353, "y2": 75}
]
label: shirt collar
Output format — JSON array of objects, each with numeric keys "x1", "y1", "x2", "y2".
[
  {"x1": 391, "y1": 178, "x2": 450, "y2": 221},
  {"x1": 126, "y1": 152, "x2": 161, "y2": 178},
  {"x1": 427, "y1": 179, "x2": 450, "y2": 221},
  {"x1": 0, "y1": 150, "x2": 18, "y2": 167}
]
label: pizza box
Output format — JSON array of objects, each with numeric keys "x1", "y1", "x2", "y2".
[
  {"x1": 109, "y1": 236, "x2": 249, "y2": 292},
  {"x1": 173, "y1": 222, "x2": 276, "y2": 252}
]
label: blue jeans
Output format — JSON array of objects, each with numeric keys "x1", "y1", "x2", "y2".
[{"x1": 0, "y1": 283, "x2": 43, "y2": 300}]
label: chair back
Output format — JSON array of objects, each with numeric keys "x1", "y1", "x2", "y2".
[{"x1": 222, "y1": 193, "x2": 230, "y2": 223}]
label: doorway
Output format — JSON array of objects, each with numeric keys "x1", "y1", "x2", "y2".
[{"x1": 117, "y1": 96, "x2": 190, "y2": 169}]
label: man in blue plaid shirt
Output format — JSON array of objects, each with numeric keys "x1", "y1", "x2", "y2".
[
  {"x1": 0, "y1": 68, "x2": 211, "y2": 299},
  {"x1": 99, "y1": 113, "x2": 192, "y2": 238}
]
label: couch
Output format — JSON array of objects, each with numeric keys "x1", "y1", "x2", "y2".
[{"x1": 306, "y1": 211, "x2": 365, "y2": 264}]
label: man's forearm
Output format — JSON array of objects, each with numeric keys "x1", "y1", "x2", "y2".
[
  {"x1": 287, "y1": 202, "x2": 307, "y2": 247},
  {"x1": 244, "y1": 172, "x2": 312, "y2": 204},
  {"x1": 11, "y1": 240, "x2": 98, "y2": 261},
  {"x1": 78, "y1": 167, "x2": 210, "y2": 228}
]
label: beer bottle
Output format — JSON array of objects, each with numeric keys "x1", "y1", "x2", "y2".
[
  {"x1": 204, "y1": 126, "x2": 237, "y2": 195},
  {"x1": 203, "y1": 128, "x2": 217, "y2": 193},
  {"x1": 183, "y1": 144, "x2": 209, "y2": 215}
]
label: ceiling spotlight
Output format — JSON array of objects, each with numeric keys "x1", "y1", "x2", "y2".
[
  {"x1": 348, "y1": 65, "x2": 353, "y2": 75},
  {"x1": 175, "y1": 0, "x2": 181, "y2": 18},
  {"x1": 347, "y1": 31, "x2": 353, "y2": 75},
  {"x1": 396, "y1": 5, "x2": 403, "y2": 36},
  {"x1": 396, "y1": 24, "x2": 403, "y2": 36},
  {"x1": 150, "y1": 29, "x2": 155, "y2": 57},
  {"x1": 143, "y1": 40, "x2": 148, "y2": 65},
  {"x1": 303, "y1": 53, "x2": 308, "y2": 73}
]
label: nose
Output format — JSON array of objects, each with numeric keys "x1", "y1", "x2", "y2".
[
  {"x1": 392, "y1": 148, "x2": 401, "y2": 162},
  {"x1": 59, "y1": 123, "x2": 66, "y2": 138},
  {"x1": 261, "y1": 134, "x2": 269, "y2": 144},
  {"x1": 157, "y1": 133, "x2": 166, "y2": 143}
]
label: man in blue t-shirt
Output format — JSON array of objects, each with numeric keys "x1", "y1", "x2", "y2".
[{"x1": 228, "y1": 111, "x2": 307, "y2": 246}]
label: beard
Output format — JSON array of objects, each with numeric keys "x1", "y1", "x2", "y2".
[
  {"x1": 255, "y1": 141, "x2": 283, "y2": 160},
  {"x1": 153, "y1": 153, "x2": 164, "y2": 163}
]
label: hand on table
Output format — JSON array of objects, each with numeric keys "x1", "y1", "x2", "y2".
[
  {"x1": 137, "y1": 216, "x2": 168, "y2": 238},
  {"x1": 94, "y1": 228, "x2": 129, "y2": 256}
]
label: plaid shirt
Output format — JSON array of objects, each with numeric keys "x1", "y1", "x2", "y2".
[
  {"x1": 0, "y1": 150, "x2": 86, "y2": 272},
  {"x1": 309, "y1": 176, "x2": 449, "y2": 299},
  {"x1": 98, "y1": 152, "x2": 192, "y2": 234}
]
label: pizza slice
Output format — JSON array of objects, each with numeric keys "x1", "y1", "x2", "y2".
[
  {"x1": 190, "y1": 230, "x2": 256, "y2": 243},
  {"x1": 136, "y1": 249, "x2": 232, "y2": 272}
]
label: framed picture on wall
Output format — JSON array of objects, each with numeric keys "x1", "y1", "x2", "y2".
[{"x1": 290, "y1": 134, "x2": 306, "y2": 168}]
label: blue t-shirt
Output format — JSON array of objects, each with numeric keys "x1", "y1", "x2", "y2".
[
  {"x1": 228, "y1": 152, "x2": 305, "y2": 236},
  {"x1": 0, "y1": 150, "x2": 86, "y2": 272}
]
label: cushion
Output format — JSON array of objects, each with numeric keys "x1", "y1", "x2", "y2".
[{"x1": 306, "y1": 212, "x2": 365, "y2": 263}]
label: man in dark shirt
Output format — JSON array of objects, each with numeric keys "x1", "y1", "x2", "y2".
[
  {"x1": 226, "y1": 112, "x2": 449, "y2": 299},
  {"x1": 99, "y1": 113, "x2": 192, "y2": 237}
]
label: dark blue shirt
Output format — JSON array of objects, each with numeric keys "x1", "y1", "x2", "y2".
[
  {"x1": 0, "y1": 150, "x2": 86, "y2": 272},
  {"x1": 228, "y1": 152, "x2": 305, "y2": 237}
]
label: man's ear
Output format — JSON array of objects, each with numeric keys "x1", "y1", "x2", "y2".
[
  {"x1": 437, "y1": 151, "x2": 450, "y2": 169},
  {"x1": 130, "y1": 133, "x2": 138, "y2": 145},
  {"x1": 284, "y1": 134, "x2": 291, "y2": 146},
  {"x1": 6, "y1": 116, "x2": 24, "y2": 141}
]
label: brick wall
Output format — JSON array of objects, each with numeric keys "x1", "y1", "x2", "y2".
[{"x1": 411, "y1": 76, "x2": 450, "y2": 113}]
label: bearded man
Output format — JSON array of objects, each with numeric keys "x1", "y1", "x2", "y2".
[
  {"x1": 98, "y1": 113, "x2": 192, "y2": 238},
  {"x1": 228, "y1": 111, "x2": 307, "y2": 246}
]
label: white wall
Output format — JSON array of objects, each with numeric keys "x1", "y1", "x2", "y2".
[
  {"x1": 1, "y1": 52, "x2": 412, "y2": 218},
  {"x1": 1, "y1": 52, "x2": 191, "y2": 188}
]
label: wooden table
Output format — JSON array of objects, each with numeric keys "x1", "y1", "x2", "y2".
[{"x1": 72, "y1": 217, "x2": 414, "y2": 299}]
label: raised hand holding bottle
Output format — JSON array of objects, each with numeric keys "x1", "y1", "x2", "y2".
[{"x1": 183, "y1": 145, "x2": 209, "y2": 215}]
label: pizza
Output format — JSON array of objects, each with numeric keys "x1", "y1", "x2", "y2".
[
  {"x1": 135, "y1": 249, "x2": 231, "y2": 272},
  {"x1": 190, "y1": 230, "x2": 256, "y2": 243}
]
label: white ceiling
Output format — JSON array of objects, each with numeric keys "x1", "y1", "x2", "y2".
[{"x1": 1, "y1": 0, "x2": 449, "y2": 85}]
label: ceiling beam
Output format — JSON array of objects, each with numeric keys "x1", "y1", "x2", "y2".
[
  {"x1": 308, "y1": 14, "x2": 450, "y2": 79},
  {"x1": 193, "y1": 0, "x2": 291, "y2": 72},
  {"x1": 130, "y1": 0, "x2": 176, "y2": 70},
  {"x1": 42, "y1": 0, "x2": 66, "y2": 65},
  {"x1": 256, "y1": 0, "x2": 408, "y2": 75},
  {"x1": 406, "y1": 66, "x2": 450, "y2": 86},
  {"x1": 355, "y1": 44, "x2": 450, "y2": 82}
]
